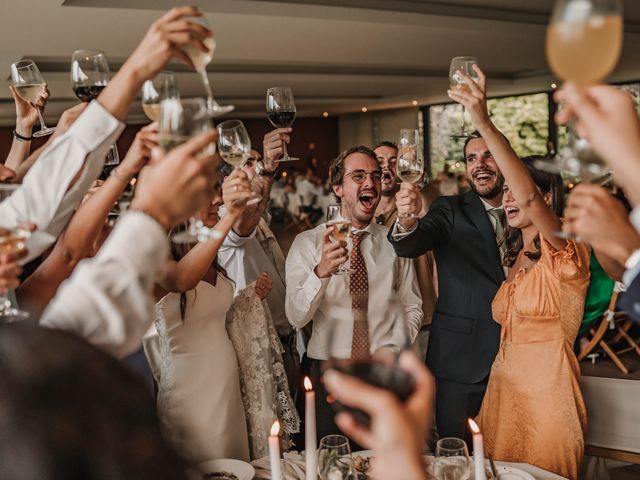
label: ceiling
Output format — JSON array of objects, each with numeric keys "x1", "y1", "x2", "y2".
[{"x1": 1, "y1": 0, "x2": 639, "y2": 125}]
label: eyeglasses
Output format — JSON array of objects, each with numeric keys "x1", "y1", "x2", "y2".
[{"x1": 344, "y1": 170, "x2": 382, "y2": 184}]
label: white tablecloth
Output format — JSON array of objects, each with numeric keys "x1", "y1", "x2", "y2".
[{"x1": 252, "y1": 452, "x2": 568, "y2": 479}]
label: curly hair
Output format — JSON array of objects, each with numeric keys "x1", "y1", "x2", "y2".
[{"x1": 329, "y1": 145, "x2": 379, "y2": 189}]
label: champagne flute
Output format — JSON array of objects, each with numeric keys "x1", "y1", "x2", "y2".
[
  {"x1": 71, "y1": 49, "x2": 119, "y2": 165},
  {"x1": 142, "y1": 71, "x2": 178, "y2": 122},
  {"x1": 0, "y1": 227, "x2": 32, "y2": 322},
  {"x1": 434, "y1": 438, "x2": 471, "y2": 480},
  {"x1": 325, "y1": 204, "x2": 352, "y2": 275},
  {"x1": 217, "y1": 119, "x2": 261, "y2": 206},
  {"x1": 449, "y1": 57, "x2": 479, "y2": 139},
  {"x1": 266, "y1": 87, "x2": 299, "y2": 162},
  {"x1": 397, "y1": 129, "x2": 424, "y2": 219},
  {"x1": 10, "y1": 60, "x2": 55, "y2": 137},
  {"x1": 325, "y1": 298, "x2": 415, "y2": 428},
  {"x1": 180, "y1": 15, "x2": 234, "y2": 117},
  {"x1": 317, "y1": 435, "x2": 357, "y2": 480},
  {"x1": 158, "y1": 97, "x2": 221, "y2": 244}
]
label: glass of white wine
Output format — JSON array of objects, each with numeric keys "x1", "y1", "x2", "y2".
[
  {"x1": 180, "y1": 15, "x2": 234, "y2": 117},
  {"x1": 10, "y1": 60, "x2": 55, "y2": 137},
  {"x1": 539, "y1": 0, "x2": 622, "y2": 181},
  {"x1": 397, "y1": 129, "x2": 424, "y2": 219},
  {"x1": 158, "y1": 97, "x2": 221, "y2": 244},
  {"x1": 142, "y1": 71, "x2": 178, "y2": 122},
  {"x1": 448, "y1": 56, "x2": 479, "y2": 139},
  {"x1": 325, "y1": 204, "x2": 352, "y2": 275},
  {"x1": 434, "y1": 438, "x2": 471, "y2": 480},
  {"x1": 0, "y1": 226, "x2": 32, "y2": 323}
]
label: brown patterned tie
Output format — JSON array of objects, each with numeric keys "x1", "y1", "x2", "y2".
[{"x1": 350, "y1": 231, "x2": 370, "y2": 359}]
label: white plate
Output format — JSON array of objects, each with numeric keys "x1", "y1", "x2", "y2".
[
  {"x1": 493, "y1": 466, "x2": 536, "y2": 480},
  {"x1": 190, "y1": 459, "x2": 255, "y2": 480}
]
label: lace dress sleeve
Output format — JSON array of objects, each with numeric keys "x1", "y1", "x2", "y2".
[{"x1": 226, "y1": 282, "x2": 300, "y2": 459}]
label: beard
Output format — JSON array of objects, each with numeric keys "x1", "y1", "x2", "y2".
[{"x1": 469, "y1": 173, "x2": 504, "y2": 200}]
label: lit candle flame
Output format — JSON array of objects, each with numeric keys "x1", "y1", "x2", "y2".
[
  {"x1": 304, "y1": 376, "x2": 313, "y2": 392},
  {"x1": 270, "y1": 420, "x2": 281, "y2": 436},
  {"x1": 468, "y1": 418, "x2": 480, "y2": 434}
]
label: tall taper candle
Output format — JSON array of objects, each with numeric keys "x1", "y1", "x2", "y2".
[
  {"x1": 304, "y1": 377, "x2": 317, "y2": 480},
  {"x1": 468, "y1": 418, "x2": 487, "y2": 480},
  {"x1": 269, "y1": 421, "x2": 283, "y2": 480}
]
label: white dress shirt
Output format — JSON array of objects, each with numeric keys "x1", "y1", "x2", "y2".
[
  {"x1": 40, "y1": 212, "x2": 168, "y2": 359},
  {"x1": 0, "y1": 101, "x2": 124, "y2": 261},
  {"x1": 218, "y1": 215, "x2": 290, "y2": 336},
  {"x1": 285, "y1": 222, "x2": 422, "y2": 360}
]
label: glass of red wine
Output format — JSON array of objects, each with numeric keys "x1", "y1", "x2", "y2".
[
  {"x1": 324, "y1": 298, "x2": 416, "y2": 428},
  {"x1": 266, "y1": 86, "x2": 298, "y2": 162},
  {"x1": 71, "y1": 49, "x2": 119, "y2": 165}
]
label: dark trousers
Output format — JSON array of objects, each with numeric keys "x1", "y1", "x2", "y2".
[{"x1": 435, "y1": 376, "x2": 489, "y2": 451}]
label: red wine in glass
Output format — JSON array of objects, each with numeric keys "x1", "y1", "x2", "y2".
[
  {"x1": 266, "y1": 86, "x2": 299, "y2": 162},
  {"x1": 73, "y1": 84, "x2": 106, "y2": 102}
]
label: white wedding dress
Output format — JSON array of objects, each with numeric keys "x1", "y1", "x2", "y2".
[{"x1": 151, "y1": 277, "x2": 250, "y2": 465}]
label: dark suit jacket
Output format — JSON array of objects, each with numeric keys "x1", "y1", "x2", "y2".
[
  {"x1": 620, "y1": 274, "x2": 640, "y2": 323},
  {"x1": 388, "y1": 190, "x2": 503, "y2": 384}
]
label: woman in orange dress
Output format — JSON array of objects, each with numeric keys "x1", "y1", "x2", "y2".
[{"x1": 448, "y1": 67, "x2": 590, "y2": 480}]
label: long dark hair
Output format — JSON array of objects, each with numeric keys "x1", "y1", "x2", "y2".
[
  {"x1": 169, "y1": 223, "x2": 229, "y2": 320},
  {"x1": 502, "y1": 156, "x2": 564, "y2": 267}
]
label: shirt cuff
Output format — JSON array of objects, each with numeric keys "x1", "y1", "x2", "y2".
[
  {"x1": 67, "y1": 100, "x2": 125, "y2": 152},
  {"x1": 623, "y1": 248, "x2": 640, "y2": 287},
  {"x1": 99, "y1": 211, "x2": 168, "y2": 275},
  {"x1": 631, "y1": 206, "x2": 640, "y2": 233},
  {"x1": 391, "y1": 219, "x2": 418, "y2": 240}
]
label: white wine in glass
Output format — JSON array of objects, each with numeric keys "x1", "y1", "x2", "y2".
[
  {"x1": 449, "y1": 56, "x2": 479, "y2": 139},
  {"x1": 10, "y1": 60, "x2": 55, "y2": 137},
  {"x1": 325, "y1": 204, "x2": 352, "y2": 275},
  {"x1": 397, "y1": 129, "x2": 424, "y2": 218},
  {"x1": 142, "y1": 71, "x2": 178, "y2": 122},
  {"x1": 546, "y1": 0, "x2": 623, "y2": 85},
  {"x1": 0, "y1": 227, "x2": 32, "y2": 322},
  {"x1": 180, "y1": 15, "x2": 234, "y2": 116}
]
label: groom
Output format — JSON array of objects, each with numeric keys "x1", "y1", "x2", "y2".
[{"x1": 389, "y1": 130, "x2": 506, "y2": 444}]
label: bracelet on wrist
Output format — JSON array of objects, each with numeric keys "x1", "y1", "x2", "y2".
[
  {"x1": 110, "y1": 166, "x2": 132, "y2": 183},
  {"x1": 12, "y1": 129, "x2": 33, "y2": 142}
]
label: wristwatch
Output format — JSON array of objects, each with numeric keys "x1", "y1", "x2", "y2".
[{"x1": 256, "y1": 160, "x2": 276, "y2": 177}]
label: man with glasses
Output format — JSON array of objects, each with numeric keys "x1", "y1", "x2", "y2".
[{"x1": 285, "y1": 145, "x2": 423, "y2": 442}]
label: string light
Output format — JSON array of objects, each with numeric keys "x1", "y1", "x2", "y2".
[
  {"x1": 361, "y1": 107, "x2": 368, "y2": 112},
  {"x1": 322, "y1": 112, "x2": 329, "y2": 118}
]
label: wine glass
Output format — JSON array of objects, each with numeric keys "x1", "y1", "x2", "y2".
[
  {"x1": 142, "y1": 71, "x2": 178, "y2": 122},
  {"x1": 266, "y1": 87, "x2": 299, "y2": 161},
  {"x1": 217, "y1": 119, "x2": 261, "y2": 206},
  {"x1": 397, "y1": 129, "x2": 424, "y2": 218},
  {"x1": 10, "y1": 60, "x2": 55, "y2": 137},
  {"x1": 539, "y1": 0, "x2": 623, "y2": 180},
  {"x1": 179, "y1": 15, "x2": 234, "y2": 116},
  {"x1": 433, "y1": 438, "x2": 471, "y2": 480},
  {"x1": 318, "y1": 435, "x2": 357, "y2": 480},
  {"x1": 71, "y1": 49, "x2": 119, "y2": 165},
  {"x1": 325, "y1": 204, "x2": 352, "y2": 275},
  {"x1": 158, "y1": 97, "x2": 221, "y2": 244},
  {"x1": 324, "y1": 298, "x2": 415, "y2": 428},
  {"x1": 449, "y1": 57, "x2": 479, "y2": 139},
  {"x1": 0, "y1": 227, "x2": 32, "y2": 323}
]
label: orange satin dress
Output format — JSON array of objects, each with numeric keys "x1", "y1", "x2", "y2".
[{"x1": 476, "y1": 238, "x2": 590, "y2": 480}]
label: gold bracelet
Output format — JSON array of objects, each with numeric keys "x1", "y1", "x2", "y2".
[{"x1": 110, "y1": 166, "x2": 131, "y2": 183}]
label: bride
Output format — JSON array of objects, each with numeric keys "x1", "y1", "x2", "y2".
[{"x1": 146, "y1": 170, "x2": 266, "y2": 465}]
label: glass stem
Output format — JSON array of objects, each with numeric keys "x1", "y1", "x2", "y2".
[
  {"x1": 0, "y1": 293, "x2": 10, "y2": 314},
  {"x1": 282, "y1": 142, "x2": 289, "y2": 160},
  {"x1": 460, "y1": 105, "x2": 466, "y2": 135},
  {"x1": 35, "y1": 105, "x2": 47, "y2": 131}
]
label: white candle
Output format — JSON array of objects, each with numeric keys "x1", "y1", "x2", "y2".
[
  {"x1": 304, "y1": 377, "x2": 317, "y2": 480},
  {"x1": 269, "y1": 421, "x2": 283, "y2": 480},
  {"x1": 468, "y1": 418, "x2": 487, "y2": 480}
]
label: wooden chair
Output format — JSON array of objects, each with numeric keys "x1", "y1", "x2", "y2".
[{"x1": 577, "y1": 289, "x2": 637, "y2": 374}]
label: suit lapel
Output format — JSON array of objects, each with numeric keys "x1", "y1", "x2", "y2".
[{"x1": 462, "y1": 191, "x2": 505, "y2": 283}]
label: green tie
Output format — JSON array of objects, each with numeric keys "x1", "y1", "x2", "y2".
[{"x1": 488, "y1": 208, "x2": 506, "y2": 257}]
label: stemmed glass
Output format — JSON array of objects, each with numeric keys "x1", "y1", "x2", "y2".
[
  {"x1": 433, "y1": 438, "x2": 471, "y2": 480},
  {"x1": 0, "y1": 227, "x2": 32, "y2": 322},
  {"x1": 537, "y1": 0, "x2": 623, "y2": 179},
  {"x1": 449, "y1": 57, "x2": 479, "y2": 139},
  {"x1": 318, "y1": 435, "x2": 357, "y2": 480},
  {"x1": 10, "y1": 60, "x2": 55, "y2": 137},
  {"x1": 179, "y1": 15, "x2": 234, "y2": 116},
  {"x1": 217, "y1": 119, "x2": 260, "y2": 206},
  {"x1": 397, "y1": 129, "x2": 424, "y2": 218},
  {"x1": 71, "y1": 49, "x2": 119, "y2": 165},
  {"x1": 325, "y1": 204, "x2": 352, "y2": 275},
  {"x1": 142, "y1": 71, "x2": 178, "y2": 122},
  {"x1": 158, "y1": 97, "x2": 221, "y2": 244},
  {"x1": 266, "y1": 87, "x2": 299, "y2": 161}
]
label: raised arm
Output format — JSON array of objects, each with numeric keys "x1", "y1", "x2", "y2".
[
  {"x1": 17, "y1": 124, "x2": 157, "y2": 317},
  {"x1": 448, "y1": 66, "x2": 566, "y2": 250},
  {"x1": 3, "y1": 84, "x2": 50, "y2": 171},
  {"x1": 158, "y1": 168, "x2": 253, "y2": 292}
]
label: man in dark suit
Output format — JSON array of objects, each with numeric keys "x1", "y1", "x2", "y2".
[{"x1": 388, "y1": 132, "x2": 506, "y2": 442}]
